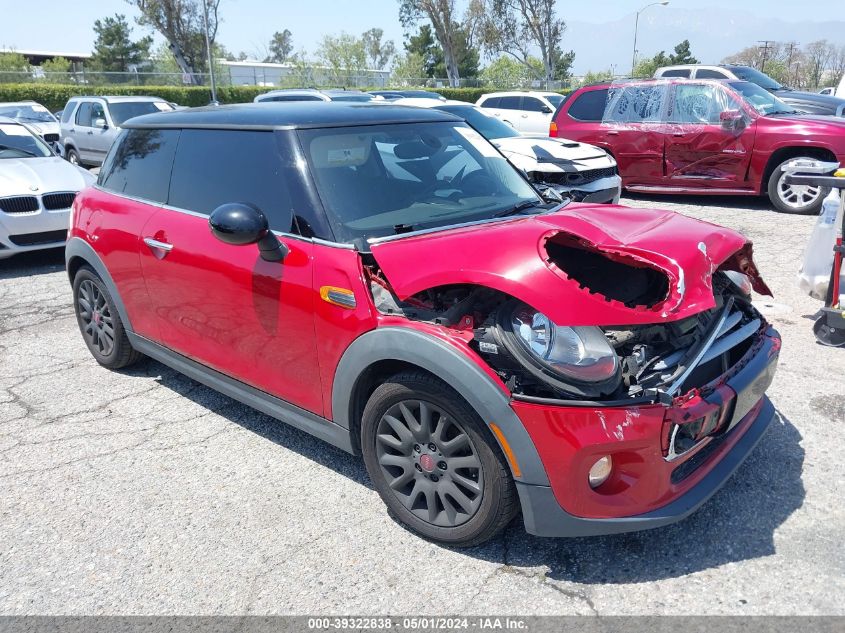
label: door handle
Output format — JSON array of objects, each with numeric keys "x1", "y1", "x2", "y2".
[
  {"x1": 144, "y1": 237, "x2": 173, "y2": 257},
  {"x1": 521, "y1": 114, "x2": 528, "y2": 118},
  {"x1": 607, "y1": 130, "x2": 620, "y2": 136},
  {"x1": 673, "y1": 132, "x2": 686, "y2": 137},
  {"x1": 87, "y1": 131, "x2": 93, "y2": 135}
]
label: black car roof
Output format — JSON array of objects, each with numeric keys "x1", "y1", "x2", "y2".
[{"x1": 122, "y1": 102, "x2": 460, "y2": 131}]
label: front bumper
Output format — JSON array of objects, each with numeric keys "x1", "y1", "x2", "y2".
[
  {"x1": 512, "y1": 326, "x2": 780, "y2": 537},
  {"x1": 0, "y1": 206, "x2": 70, "y2": 259}
]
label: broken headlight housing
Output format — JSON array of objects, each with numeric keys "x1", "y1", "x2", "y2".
[{"x1": 476, "y1": 302, "x2": 621, "y2": 398}]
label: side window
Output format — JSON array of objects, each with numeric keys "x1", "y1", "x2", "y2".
[
  {"x1": 670, "y1": 84, "x2": 743, "y2": 124},
  {"x1": 522, "y1": 97, "x2": 547, "y2": 113},
  {"x1": 75, "y1": 102, "x2": 93, "y2": 127},
  {"x1": 61, "y1": 103, "x2": 76, "y2": 124},
  {"x1": 98, "y1": 128, "x2": 180, "y2": 203},
  {"x1": 567, "y1": 89, "x2": 609, "y2": 121},
  {"x1": 481, "y1": 97, "x2": 501, "y2": 108},
  {"x1": 696, "y1": 68, "x2": 730, "y2": 79},
  {"x1": 499, "y1": 96, "x2": 523, "y2": 110},
  {"x1": 605, "y1": 85, "x2": 668, "y2": 123},
  {"x1": 168, "y1": 129, "x2": 295, "y2": 233},
  {"x1": 660, "y1": 69, "x2": 691, "y2": 78},
  {"x1": 91, "y1": 102, "x2": 106, "y2": 126}
]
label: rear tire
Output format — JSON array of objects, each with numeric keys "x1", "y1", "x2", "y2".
[
  {"x1": 767, "y1": 156, "x2": 830, "y2": 214},
  {"x1": 66, "y1": 147, "x2": 80, "y2": 166},
  {"x1": 72, "y1": 266, "x2": 143, "y2": 369},
  {"x1": 361, "y1": 370, "x2": 518, "y2": 547}
]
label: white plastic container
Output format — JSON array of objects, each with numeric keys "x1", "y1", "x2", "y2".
[{"x1": 798, "y1": 189, "x2": 844, "y2": 301}]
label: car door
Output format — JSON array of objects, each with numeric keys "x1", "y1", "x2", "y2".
[
  {"x1": 663, "y1": 82, "x2": 756, "y2": 186},
  {"x1": 519, "y1": 96, "x2": 554, "y2": 134},
  {"x1": 599, "y1": 84, "x2": 669, "y2": 185},
  {"x1": 138, "y1": 128, "x2": 325, "y2": 415}
]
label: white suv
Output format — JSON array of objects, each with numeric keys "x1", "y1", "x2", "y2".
[{"x1": 475, "y1": 91, "x2": 564, "y2": 134}]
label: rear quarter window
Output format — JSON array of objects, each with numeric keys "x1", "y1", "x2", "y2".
[
  {"x1": 659, "y1": 69, "x2": 691, "y2": 78},
  {"x1": 566, "y1": 89, "x2": 609, "y2": 121},
  {"x1": 696, "y1": 69, "x2": 730, "y2": 79},
  {"x1": 98, "y1": 128, "x2": 180, "y2": 203}
]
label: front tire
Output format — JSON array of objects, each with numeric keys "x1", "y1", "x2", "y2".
[
  {"x1": 73, "y1": 266, "x2": 143, "y2": 369},
  {"x1": 66, "y1": 147, "x2": 80, "y2": 166},
  {"x1": 361, "y1": 371, "x2": 518, "y2": 547},
  {"x1": 767, "y1": 157, "x2": 830, "y2": 214}
]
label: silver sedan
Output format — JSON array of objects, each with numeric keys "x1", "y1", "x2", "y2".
[{"x1": 0, "y1": 117, "x2": 95, "y2": 259}]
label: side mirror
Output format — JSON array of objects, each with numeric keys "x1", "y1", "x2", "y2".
[
  {"x1": 208, "y1": 203, "x2": 288, "y2": 262},
  {"x1": 720, "y1": 109, "x2": 744, "y2": 129},
  {"x1": 94, "y1": 118, "x2": 108, "y2": 129},
  {"x1": 541, "y1": 105, "x2": 553, "y2": 114}
]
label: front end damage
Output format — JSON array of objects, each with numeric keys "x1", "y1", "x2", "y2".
[{"x1": 365, "y1": 207, "x2": 780, "y2": 531}]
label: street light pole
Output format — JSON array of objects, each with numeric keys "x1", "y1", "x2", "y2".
[
  {"x1": 202, "y1": 0, "x2": 218, "y2": 104},
  {"x1": 631, "y1": 1, "x2": 670, "y2": 77}
]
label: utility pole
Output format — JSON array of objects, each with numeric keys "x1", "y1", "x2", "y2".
[
  {"x1": 786, "y1": 41, "x2": 799, "y2": 86},
  {"x1": 758, "y1": 40, "x2": 774, "y2": 73},
  {"x1": 202, "y1": 0, "x2": 218, "y2": 104}
]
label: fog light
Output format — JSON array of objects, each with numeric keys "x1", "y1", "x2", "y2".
[{"x1": 588, "y1": 455, "x2": 613, "y2": 489}]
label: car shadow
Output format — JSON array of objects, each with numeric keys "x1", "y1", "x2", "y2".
[
  {"x1": 0, "y1": 248, "x2": 66, "y2": 280},
  {"x1": 623, "y1": 192, "x2": 775, "y2": 212},
  {"x1": 130, "y1": 357, "x2": 804, "y2": 583}
]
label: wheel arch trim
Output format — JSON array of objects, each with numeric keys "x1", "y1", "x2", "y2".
[
  {"x1": 65, "y1": 236, "x2": 134, "y2": 333},
  {"x1": 331, "y1": 327, "x2": 550, "y2": 486}
]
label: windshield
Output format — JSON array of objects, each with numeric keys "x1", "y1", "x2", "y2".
[
  {"x1": 729, "y1": 81, "x2": 797, "y2": 116},
  {"x1": 299, "y1": 122, "x2": 543, "y2": 244},
  {"x1": 545, "y1": 94, "x2": 564, "y2": 108},
  {"x1": 726, "y1": 66, "x2": 784, "y2": 91},
  {"x1": 436, "y1": 105, "x2": 520, "y2": 140},
  {"x1": 0, "y1": 104, "x2": 55, "y2": 123},
  {"x1": 0, "y1": 123, "x2": 53, "y2": 158},
  {"x1": 109, "y1": 101, "x2": 173, "y2": 126}
]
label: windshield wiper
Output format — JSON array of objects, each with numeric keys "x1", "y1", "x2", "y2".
[
  {"x1": 0, "y1": 145, "x2": 38, "y2": 157},
  {"x1": 492, "y1": 200, "x2": 543, "y2": 218}
]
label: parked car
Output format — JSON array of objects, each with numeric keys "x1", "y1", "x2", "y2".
[
  {"x1": 0, "y1": 101, "x2": 63, "y2": 155},
  {"x1": 475, "y1": 91, "x2": 565, "y2": 134},
  {"x1": 0, "y1": 117, "x2": 95, "y2": 258},
  {"x1": 67, "y1": 102, "x2": 779, "y2": 546},
  {"x1": 254, "y1": 88, "x2": 377, "y2": 103},
  {"x1": 60, "y1": 96, "x2": 175, "y2": 167},
  {"x1": 395, "y1": 98, "x2": 621, "y2": 203},
  {"x1": 654, "y1": 64, "x2": 845, "y2": 116},
  {"x1": 551, "y1": 78, "x2": 845, "y2": 213},
  {"x1": 369, "y1": 90, "x2": 446, "y2": 101},
  {"x1": 819, "y1": 87, "x2": 836, "y2": 96}
]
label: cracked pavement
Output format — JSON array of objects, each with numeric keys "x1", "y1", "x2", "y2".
[{"x1": 0, "y1": 194, "x2": 843, "y2": 615}]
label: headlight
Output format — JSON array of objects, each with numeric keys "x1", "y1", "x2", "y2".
[
  {"x1": 491, "y1": 302, "x2": 621, "y2": 397},
  {"x1": 723, "y1": 270, "x2": 752, "y2": 296}
]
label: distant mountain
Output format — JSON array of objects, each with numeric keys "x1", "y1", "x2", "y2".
[{"x1": 564, "y1": 8, "x2": 844, "y2": 75}]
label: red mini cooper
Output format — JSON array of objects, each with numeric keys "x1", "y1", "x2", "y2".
[{"x1": 67, "y1": 103, "x2": 780, "y2": 546}]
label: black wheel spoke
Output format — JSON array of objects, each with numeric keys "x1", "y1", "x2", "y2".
[{"x1": 375, "y1": 398, "x2": 484, "y2": 528}]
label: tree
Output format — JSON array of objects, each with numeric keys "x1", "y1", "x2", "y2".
[
  {"x1": 432, "y1": 26, "x2": 478, "y2": 79},
  {"x1": 404, "y1": 24, "x2": 439, "y2": 77},
  {"x1": 316, "y1": 32, "x2": 367, "y2": 83},
  {"x1": 668, "y1": 40, "x2": 697, "y2": 65},
  {"x1": 40, "y1": 56, "x2": 72, "y2": 83},
  {"x1": 0, "y1": 52, "x2": 30, "y2": 82},
  {"x1": 362, "y1": 28, "x2": 396, "y2": 70},
  {"x1": 128, "y1": 0, "x2": 220, "y2": 83},
  {"x1": 482, "y1": 0, "x2": 567, "y2": 82},
  {"x1": 480, "y1": 55, "x2": 541, "y2": 88},
  {"x1": 398, "y1": 0, "x2": 462, "y2": 87},
  {"x1": 90, "y1": 14, "x2": 153, "y2": 72},
  {"x1": 392, "y1": 52, "x2": 428, "y2": 85},
  {"x1": 633, "y1": 50, "x2": 669, "y2": 78},
  {"x1": 805, "y1": 40, "x2": 836, "y2": 89},
  {"x1": 266, "y1": 29, "x2": 293, "y2": 64}
]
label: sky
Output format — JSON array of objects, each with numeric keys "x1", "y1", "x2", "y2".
[{"x1": 0, "y1": 0, "x2": 839, "y2": 74}]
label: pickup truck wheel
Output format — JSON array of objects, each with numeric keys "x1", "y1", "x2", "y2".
[
  {"x1": 768, "y1": 157, "x2": 830, "y2": 214},
  {"x1": 66, "y1": 148, "x2": 80, "y2": 165},
  {"x1": 361, "y1": 371, "x2": 518, "y2": 547},
  {"x1": 73, "y1": 266, "x2": 143, "y2": 369}
]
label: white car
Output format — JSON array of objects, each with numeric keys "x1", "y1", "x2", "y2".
[
  {"x1": 0, "y1": 101, "x2": 63, "y2": 156},
  {"x1": 475, "y1": 91, "x2": 564, "y2": 134},
  {"x1": 394, "y1": 99, "x2": 621, "y2": 204},
  {"x1": 254, "y1": 89, "x2": 377, "y2": 103},
  {"x1": 0, "y1": 117, "x2": 95, "y2": 259}
]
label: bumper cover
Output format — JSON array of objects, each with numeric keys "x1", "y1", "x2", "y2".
[{"x1": 518, "y1": 396, "x2": 774, "y2": 537}]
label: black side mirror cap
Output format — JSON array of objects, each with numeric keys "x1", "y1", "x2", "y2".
[{"x1": 209, "y1": 202, "x2": 288, "y2": 262}]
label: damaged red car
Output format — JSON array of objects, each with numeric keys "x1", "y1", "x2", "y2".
[{"x1": 67, "y1": 103, "x2": 780, "y2": 546}]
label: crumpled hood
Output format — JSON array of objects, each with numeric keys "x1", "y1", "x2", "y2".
[
  {"x1": 493, "y1": 136, "x2": 613, "y2": 173},
  {"x1": 370, "y1": 204, "x2": 770, "y2": 326},
  {"x1": 0, "y1": 157, "x2": 94, "y2": 197}
]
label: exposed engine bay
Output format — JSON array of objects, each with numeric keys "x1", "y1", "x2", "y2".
[{"x1": 365, "y1": 259, "x2": 765, "y2": 404}]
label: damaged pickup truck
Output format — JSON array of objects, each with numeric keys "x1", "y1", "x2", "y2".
[{"x1": 68, "y1": 103, "x2": 780, "y2": 547}]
